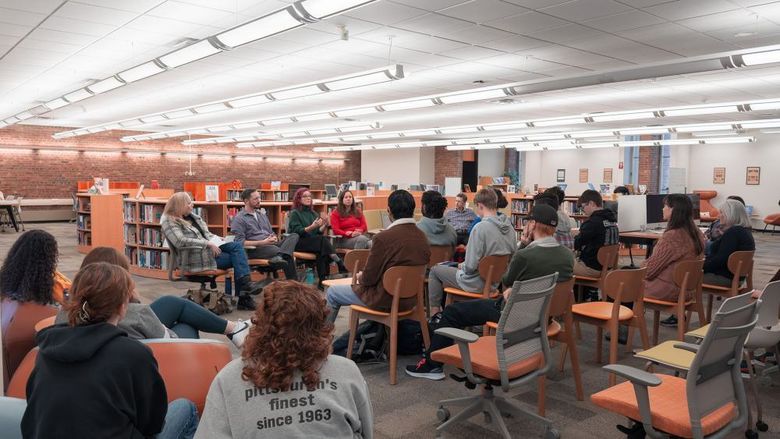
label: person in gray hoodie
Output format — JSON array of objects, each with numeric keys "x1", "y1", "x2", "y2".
[
  {"x1": 428, "y1": 188, "x2": 516, "y2": 315},
  {"x1": 417, "y1": 190, "x2": 457, "y2": 247}
]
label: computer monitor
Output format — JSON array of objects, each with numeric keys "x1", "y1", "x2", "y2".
[
  {"x1": 409, "y1": 184, "x2": 421, "y2": 191},
  {"x1": 425, "y1": 184, "x2": 440, "y2": 193},
  {"x1": 358, "y1": 182, "x2": 367, "y2": 190},
  {"x1": 686, "y1": 194, "x2": 701, "y2": 220},
  {"x1": 617, "y1": 195, "x2": 647, "y2": 232},
  {"x1": 288, "y1": 183, "x2": 310, "y2": 199},
  {"x1": 324, "y1": 184, "x2": 338, "y2": 199},
  {"x1": 645, "y1": 194, "x2": 666, "y2": 229}
]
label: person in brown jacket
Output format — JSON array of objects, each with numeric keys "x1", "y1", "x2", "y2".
[
  {"x1": 325, "y1": 190, "x2": 431, "y2": 323},
  {"x1": 644, "y1": 194, "x2": 705, "y2": 326}
]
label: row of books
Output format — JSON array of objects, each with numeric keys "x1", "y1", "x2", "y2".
[
  {"x1": 124, "y1": 202, "x2": 136, "y2": 222},
  {"x1": 510, "y1": 199, "x2": 531, "y2": 214},
  {"x1": 123, "y1": 224, "x2": 137, "y2": 244},
  {"x1": 510, "y1": 215, "x2": 529, "y2": 229},
  {"x1": 140, "y1": 227, "x2": 165, "y2": 247},
  {"x1": 77, "y1": 215, "x2": 91, "y2": 230},
  {"x1": 126, "y1": 247, "x2": 169, "y2": 270},
  {"x1": 77, "y1": 231, "x2": 91, "y2": 246},
  {"x1": 139, "y1": 204, "x2": 164, "y2": 223},
  {"x1": 260, "y1": 191, "x2": 289, "y2": 201}
]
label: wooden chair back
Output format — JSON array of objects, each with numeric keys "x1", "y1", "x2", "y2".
[
  {"x1": 428, "y1": 245, "x2": 454, "y2": 268},
  {"x1": 602, "y1": 267, "x2": 647, "y2": 304},
  {"x1": 727, "y1": 250, "x2": 754, "y2": 292},
  {"x1": 597, "y1": 244, "x2": 620, "y2": 274},
  {"x1": 548, "y1": 278, "x2": 576, "y2": 319},
  {"x1": 1, "y1": 302, "x2": 57, "y2": 389},
  {"x1": 344, "y1": 249, "x2": 370, "y2": 274},
  {"x1": 382, "y1": 265, "x2": 427, "y2": 300},
  {"x1": 477, "y1": 254, "x2": 511, "y2": 291}
]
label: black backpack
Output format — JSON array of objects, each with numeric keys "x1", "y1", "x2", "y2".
[{"x1": 332, "y1": 320, "x2": 425, "y2": 361}]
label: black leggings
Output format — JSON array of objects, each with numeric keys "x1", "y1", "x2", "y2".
[{"x1": 295, "y1": 235, "x2": 336, "y2": 280}]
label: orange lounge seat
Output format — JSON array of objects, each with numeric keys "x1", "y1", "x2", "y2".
[
  {"x1": 432, "y1": 336, "x2": 542, "y2": 381},
  {"x1": 591, "y1": 374, "x2": 735, "y2": 438}
]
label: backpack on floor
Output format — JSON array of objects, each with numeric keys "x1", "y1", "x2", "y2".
[
  {"x1": 183, "y1": 287, "x2": 234, "y2": 316},
  {"x1": 332, "y1": 321, "x2": 387, "y2": 363}
]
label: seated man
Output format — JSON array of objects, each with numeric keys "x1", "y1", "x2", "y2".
[
  {"x1": 535, "y1": 191, "x2": 574, "y2": 250},
  {"x1": 230, "y1": 189, "x2": 299, "y2": 281},
  {"x1": 325, "y1": 190, "x2": 431, "y2": 323},
  {"x1": 406, "y1": 204, "x2": 575, "y2": 380},
  {"x1": 574, "y1": 189, "x2": 618, "y2": 279},
  {"x1": 444, "y1": 192, "x2": 477, "y2": 245},
  {"x1": 428, "y1": 188, "x2": 516, "y2": 316}
]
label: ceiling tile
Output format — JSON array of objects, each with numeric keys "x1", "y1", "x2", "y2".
[
  {"x1": 526, "y1": 46, "x2": 623, "y2": 66},
  {"x1": 480, "y1": 34, "x2": 551, "y2": 51},
  {"x1": 73, "y1": 0, "x2": 168, "y2": 13},
  {"x1": 25, "y1": 28, "x2": 98, "y2": 45},
  {"x1": 618, "y1": 22, "x2": 736, "y2": 55},
  {"x1": 642, "y1": 0, "x2": 739, "y2": 21},
  {"x1": 438, "y1": 45, "x2": 506, "y2": 60},
  {"x1": 305, "y1": 16, "x2": 385, "y2": 37},
  {"x1": 344, "y1": 2, "x2": 429, "y2": 25},
  {"x1": 148, "y1": 1, "x2": 236, "y2": 26},
  {"x1": 501, "y1": 0, "x2": 571, "y2": 8},
  {"x1": 0, "y1": 0, "x2": 62, "y2": 14},
  {"x1": 394, "y1": 13, "x2": 472, "y2": 34},
  {"x1": 54, "y1": 2, "x2": 140, "y2": 26},
  {"x1": 437, "y1": 24, "x2": 515, "y2": 44},
  {"x1": 40, "y1": 16, "x2": 118, "y2": 36},
  {"x1": 676, "y1": 9, "x2": 761, "y2": 33},
  {"x1": 0, "y1": 7, "x2": 46, "y2": 26},
  {"x1": 569, "y1": 34, "x2": 679, "y2": 63},
  {"x1": 389, "y1": 0, "x2": 472, "y2": 12},
  {"x1": 581, "y1": 10, "x2": 666, "y2": 33},
  {"x1": 439, "y1": 0, "x2": 530, "y2": 23},
  {"x1": 526, "y1": 23, "x2": 605, "y2": 44},
  {"x1": 487, "y1": 10, "x2": 570, "y2": 34},
  {"x1": 0, "y1": 22, "x2": 33, "y2": 37},
  {"x1": 540, "y1": 0, "x2": 634, "y2": 21}
]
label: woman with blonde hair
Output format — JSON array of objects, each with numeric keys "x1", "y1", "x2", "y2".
[
  {"x1": 22, "y1": 262, "x2": 198, "y2": 438},
  {"x1": 703, "y1": 198, "x2": 755, "y2": 286},
  {"x1": 161, "y1": 192, "x2": 260, "y2": 310},
  {"x1": 196, "y1": 281, "x2": 373, "y2": 438}
]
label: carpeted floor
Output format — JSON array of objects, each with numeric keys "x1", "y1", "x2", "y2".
[{"x1": 2, "y1": 222, "x2": 779, "y2": 438}]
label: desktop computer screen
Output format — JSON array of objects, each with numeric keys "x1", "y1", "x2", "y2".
[
  {"x1": 645, "y1": 194, "x2": 666, "y2": 229},
  {"x1": 324, "y1": 184, "x2": 338, "y2": 199}
]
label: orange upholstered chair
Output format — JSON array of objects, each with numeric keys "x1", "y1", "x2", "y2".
[
  {"x1": 694, "y1": 190, "x2": 718, "y2": 223},
  {"x1": 763, "y1": 203, "x2": 780, "y2": 232},
  {"x1": 141, "y1": 338, "x2": 232, "y2": 414},
  {"x1": 6, "y1": 348, "x2": 37, "y2": 398},
  {"x1": 1, "y1": 302, "x2": 57, "y2": 389},
  {"x1": 591, "y1": 295, "x2": 759, "y2": 439}
]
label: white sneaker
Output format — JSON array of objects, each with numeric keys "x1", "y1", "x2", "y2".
[{"x1": 228, "y1": 319, "x2": 253, "y2": 348}]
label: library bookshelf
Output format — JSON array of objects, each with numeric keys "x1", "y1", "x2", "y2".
[
  {"x1": 75, "y1": 193, "x2": 125, "y2": 254},
  {"x1": 509, "y1": 195, "x2": 587, "y2": 236},
  {"x1": 121, "y1": 198, "x2": 338, "y2": 279}
]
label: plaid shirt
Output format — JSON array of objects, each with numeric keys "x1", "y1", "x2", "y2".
[
  {"x1": 445, "y1": 207, "x2": 477, "y2": 233},
  {"x1": 555, "y1": 231, "x2": 575, "y2": 250},
  {"x1": 161, "y1": 214, "x2": 216, "y2": 273}
]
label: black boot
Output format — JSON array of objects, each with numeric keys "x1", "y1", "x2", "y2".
[
  {"x1": 236, "y1": 275, "x2": 264, "y2": 295},
  {"x1": 333, "y1": 257, "x2": 349, "y2": 274},
  {"x1": 237, "y1": 294, "x2": 257, "y2": 311}
]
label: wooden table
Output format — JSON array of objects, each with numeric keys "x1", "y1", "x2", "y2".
[{"x1": 619, "y1": 231, "x2": 663, "y2": 265}]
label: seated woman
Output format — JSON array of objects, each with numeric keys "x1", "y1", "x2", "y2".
[
  {"x1": 288, "y1": 188, "x2": 348, "y2": 288},
  {"x1": 704, "y1": 195, "x2": 745, "y2": 255},
  {"x1": 22, "y1": 262, "x2": 198, "y2": 439},
  {"x1": 196, "y1": 281, "x2": 373, "y2": 439},
  {"x1": 0, "y1": 230, "x2": 69, "y2": 309},
  {"x1": 161, "y1": 192, "x2": 259, "y2": 310},
  {"x1": 643, "y1": 195, "x2": 705, "y2": 325},
  {"x1": 330, "y1": 189, "x2": 370, "y2": 250},
  {"x1": 417, "y1": 190, "x2": 457, "y2": 247},
  {"x1": 53, "y1": 247, "x2": 252, "y2": 347},
  {"x1": 704, "y1": 199, "x2": 755, "y2": 286}
]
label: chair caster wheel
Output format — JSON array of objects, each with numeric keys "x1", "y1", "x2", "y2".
[
  {"x1": 745, "y1": 429, "x2": 758, "y2": 439},
  {"x1": 437, "y1": 407, "x2": 450, "y2": 423},
  {"x1": 544, "y1": 427, "x2": 561, "y2": 439},
  {"x1": 757, "y1": 421, "x2": 768, "y2": 432}
]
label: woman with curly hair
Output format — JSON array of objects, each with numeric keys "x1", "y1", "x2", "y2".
[
  {"x1": 0, "y1": 229, "x2": 69, "y2": 306},
  {"x1": 330, "y1": 189, "x2": 370, "y2": 250},
  {"x1": 288, "y1": 188, "x2": 348, "y2": 288},
  {"x1": 196, "y1": 281, "x2": 373, "y2": 439}
]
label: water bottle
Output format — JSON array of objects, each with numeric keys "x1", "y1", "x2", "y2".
[{"x1": 305, "y1": 268, "x2": 315, "y2": 284}]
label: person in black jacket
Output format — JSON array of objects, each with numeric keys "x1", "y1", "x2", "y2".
[
  {"x1": 703, "y1": 199, "x2": 755, "y2": 286},
  {"x1": 22, "y1": 262, "x2": 198, "y2": 439},
  {"x1": 574, "y1": 190, "x2": 619, "y2": 278}
]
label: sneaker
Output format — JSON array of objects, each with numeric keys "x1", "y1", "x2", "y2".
[
  {"x1": 660, "y1": 315, "x2": 678, "y2": 327},
  {"x1": 405, "y1": 358, "x2": 445, "y2": 381},
  {"x1": 227, "y1": 319, "x2": 253, "y2": 348},
  {"x1": 237, "y1": 295, "x2": 257, "y2": 311}
]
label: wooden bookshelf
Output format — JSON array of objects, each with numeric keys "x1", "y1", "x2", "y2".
[
  {"x1": 122, "y1": 198, "x2": 338, "y2": 279},
  {"x1": 75, "y1": 193, "x2": 125, "y2": 254}
]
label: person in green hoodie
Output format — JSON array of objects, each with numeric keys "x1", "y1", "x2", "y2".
[
  {"x1": 427, "y1": 188, "x2": 516, "y2": 316},
  {"x1": 22, "y1": 262, "x2": 198, "y2": 439},
  {"x1": 417, "y1": 190, "x2": 457, "y2": 247},
  {"x1": 287, "y1": 188, "x2": 348, "y2": 288}
]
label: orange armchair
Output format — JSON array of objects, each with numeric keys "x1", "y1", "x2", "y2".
[{"x1": 693, "y1": 190, "x2": 718, "y2": 223}]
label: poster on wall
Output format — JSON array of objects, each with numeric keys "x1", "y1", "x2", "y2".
[
  {"x1": 713, "y1": 167, "x2": 726, "y2": 184},
  {"x1": 746, "y1": 167, "x2": 760, "y2": 185},
  {"x1": 205, "y1": 185, "x2": 220, "y2": 202},
  {"x1": 579, "y1": 168, "x2": 588, "y2": 183},
  {"x1": 603, "y1": 168, "x2": 613, "y2": 183},
  {"x1": 556, "y1": 169, "x2": 566, "y2": 182}
]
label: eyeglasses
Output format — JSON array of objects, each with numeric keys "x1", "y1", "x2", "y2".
[{"x1": 301, "y1": 195, "x2": 312, "y2": 198}]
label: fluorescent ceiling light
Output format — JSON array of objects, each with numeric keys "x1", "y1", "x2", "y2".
[
  {"x1": 438, "y1": 89, "x2": 507, "y2": 105},
  {"x1": 740, "y1": 50, "x2": 780, "y2": 66},
  {"x1": 525, "y1": 133, "x2": 567, "y2": 141},
  {"x1": 299, "y1": 0, "x2": 375, "y2": 19},
  {"x1": 482, "y1": 123, "x2": 528, "y2": 132},
  {"x1": 748, "y1": 101, "x2": 780, "y2": 111},
  {"x1": 590, "y1": 112, "x2": 654, "y2": 122},
  {"x1": 675, "y1": 124, "x2": 732, "y2": 132},
  {"x1": 165, "y1": 109, "x2": 195, "y2": 119},
  {"x1": 262, "y1": 119, "x2": 290, "y2": 126},
  {"x1": 140, "y1": 115, "x2": 167, "y2": 123},
  {"x1": 534, "y1": 117, "x2": 585, "y2": 127},
  {"x1": 63, "y1": 88, "x2": 93, "y2": 103},
  {"x1": 194, "y1": 103, "x2": 229, "y2": 114},
  {"x1": 118, "y1": 61, "x2": 165, "y2": 83},
  {"x1": 87, "y1": 77, "x2": 125, "y2": 94},
  {"x1": 159, "y1": 40, "x2": 222, "y2": 68},
  {"x1": 232, "y1": 122, "x2": 261, "y2": 129},
  {"x1": 215, "y1": 8, "x2": 303, "y2": 48},
  {"x1": 296, "y1": 113, "x2": 331, "y2": 122},
  {"x1": 44, "y1": 98, "x2": 69, "y2": 110},
  {"x1": 15, "y1": 111, "x2": 34, "y2": 121},
  {"x1": 619, "y1": 127, "x2": 670, "y2": 135},
  {"x1": 691, "y1": 131, "x2": 738, "y2": 137},
  {"x1": 439, "y1": 127, "x2": 479, "y2": 134},
  {"x1": 738, "y1": 120, "x2": 780, "y2": 129},
  {"x1": 323, "y1": 65, "x2": 403, "y2": 91},
  {"x1": 228, "y1": 95, "x2": 273, "y2": 108},
  {"x1": 332, "y1": 107, "x2": 377, "y2": 117},
  {"x1": 381, "y1": 100, "x2": 435, "y2": 111},
  {"x1": 270, "y1": 85, "x2": 325, "y2": 100},
  {"x1": 664, "y1": 106, "x2": 737, "y2": 117}
]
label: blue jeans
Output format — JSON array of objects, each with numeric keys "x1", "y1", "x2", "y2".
[
  {"x1": 215, "y1": 241, "x2": 250, "y2": 279},
  {"x1": 150, "y1": 296, "x2": 228, "y2": 338},
  {"x1": 158, "y1": 399, "x2": 198, "y2": 439},
  {"x1": 325, "y1": 284, "x2": 366, "y2": 323}
]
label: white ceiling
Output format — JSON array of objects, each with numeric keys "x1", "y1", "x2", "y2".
[{"x1": 4, "y1": 0, "x2": 780, "y2": 144}]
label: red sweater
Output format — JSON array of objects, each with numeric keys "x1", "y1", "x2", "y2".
[{"x1": 330, "y1": 210, "x2": 368, "y2": 236}]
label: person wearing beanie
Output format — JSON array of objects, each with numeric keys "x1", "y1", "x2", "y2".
[{"x1": 406, "y1": 204, "x2": 574, "y2": 380}]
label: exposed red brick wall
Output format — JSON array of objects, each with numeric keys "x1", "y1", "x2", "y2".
[
  {"x1": 433, "y1": 147, "x2": 462, "y2": 186},
  {"x1": 0, "y1": 124, "x2": 360, "y2": 198},
  {"x1": 637, "y1": 136, "x2": 661, "y2": 193}
]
